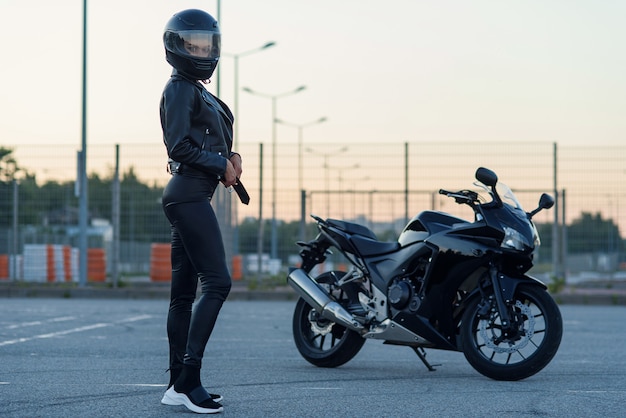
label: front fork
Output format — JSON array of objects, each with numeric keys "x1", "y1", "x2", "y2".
[
  {"x1": 479, "y1": 266, "x2": 518, "y2": 333},
  {"x1": 490, "y1": 266, "x2": 514, "y2": 330}
]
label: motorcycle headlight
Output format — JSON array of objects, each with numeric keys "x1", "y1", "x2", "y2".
[
  {"x1": 532, "y1": 223, "x2": 541, "y2": 248},
  {"x1": 501, "y1": 226, "x2": 530, "y2": 251}
]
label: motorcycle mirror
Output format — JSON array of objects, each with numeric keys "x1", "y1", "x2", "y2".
[
  {"x1": 527, "y1": 193, "x2": 555, "y2": 219},
  {"x1": 538, "y1": 193, "x2": 555, "y2": 210},
  {"x1": 475, "y1": 167, "x2": 498, "y2": 187}
]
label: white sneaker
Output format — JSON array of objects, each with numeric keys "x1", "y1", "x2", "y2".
[
  {"x1": 161, "y1": 386, "x2": 223, "y2": 414},
  {"x1": 162, "y1": 386, "x2": 224, "y2": 404}
]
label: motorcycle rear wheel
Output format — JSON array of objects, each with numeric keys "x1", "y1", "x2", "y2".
[
  {"x1": 292, "y1": 273, "x2": 366, "y2": 368},
  {"x1": 460, "y1": 284, "x2": 562, "y2": 381}
]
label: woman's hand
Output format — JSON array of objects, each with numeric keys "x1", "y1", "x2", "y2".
[
  {"x1": 230, "y1": 153, "x2": 243, "y2": 178},
  {"x1": 222, "y1": 159, "x2": 237, "y2": 187}
]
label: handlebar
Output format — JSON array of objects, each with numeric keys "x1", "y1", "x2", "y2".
[{"x1": 439, "y1": 189, "x2": 479, "y2": 205}]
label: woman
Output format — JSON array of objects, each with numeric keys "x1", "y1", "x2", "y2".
[{"x1": 158, "y1": 9, "x2": 242, "y2": 414}]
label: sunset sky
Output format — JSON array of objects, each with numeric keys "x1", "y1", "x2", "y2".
[
  {"x1": 1, "y1": 0, "x2": 625, "y2": 148},
  {"x1": 1, "y1": 0, "x2": 624, "y2": 233}
]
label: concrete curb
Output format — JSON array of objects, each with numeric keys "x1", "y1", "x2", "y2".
[{"x1": 552, "y1": 286, "x2": 626, "y2": 306}]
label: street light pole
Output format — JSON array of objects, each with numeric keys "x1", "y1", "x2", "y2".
[
  {"x1": 346, "y1": 175, "x2": 370, "y2": 219},
  {"x1": 216, "y1": 0, "x2": 221, "y2": 95},
  {"x1": 222, "y1": 42, "x2": 276, "y2": 150},
  {"x1": 326, "y1": 163, "x2": 359, "y2": 218},
  {"x1": 243, "y1": 85, "x2": 307, "y2": 260},
  {"x1": 275, "y1": 117, "x2": 327, "y2": 241},
  {"x1": 78, "y1": 0, "x2": 88, "y2": 287},
  {"x1": 332, "y1": 163, "x2": 360, "y2": 193},
  {"x1": 275, "y1": 117, "x2": 327, "y2": 192},
  {"x1": 220, "y1": 42, "x2": 275, "y2": 259},
  {"x1": 306, "y1": 146, "x2": 348, "y2": 218}
]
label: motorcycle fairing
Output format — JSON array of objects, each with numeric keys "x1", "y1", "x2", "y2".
[
  {"x1": 363, "y1": 243, "x2": 432, "y2": 291},
  {"x1": 478, "y1": 272, "x2": 547, "y2": 300},
  {"x1": 399, "y1": 211, "x2": 469, "y2": 247}
]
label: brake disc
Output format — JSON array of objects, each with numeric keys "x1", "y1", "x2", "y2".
[
  {"x1": 478, "y1": 300, "x2": 535, "y2": 353},
  {"x1": 308, "y1": 310, "x2": 334, "y2": 336}
]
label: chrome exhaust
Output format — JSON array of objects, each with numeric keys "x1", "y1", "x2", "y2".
[{"x1": 287, "y1": 268, "x2": 364, "y2": 332}]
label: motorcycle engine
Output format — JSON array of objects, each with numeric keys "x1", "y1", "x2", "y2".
[
  {"x1": 388, "y1": 276, "x2": 423, "y2": 313},
  {"x1": 388, "y1": 258, "x2": 427, "y2": 313},
  {"x1": 388, "y1": 278, "x2": 412, "y2": 309}
]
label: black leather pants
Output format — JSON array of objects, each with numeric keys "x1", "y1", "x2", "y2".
[{"x1": 162, "y1": 175, "x2": 232, "y2": 370}]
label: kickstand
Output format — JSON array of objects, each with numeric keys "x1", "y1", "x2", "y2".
[{"x1": 411, "y1": 347, "x2": 440, "y2": 371}]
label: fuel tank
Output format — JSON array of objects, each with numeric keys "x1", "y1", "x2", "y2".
[{"x1": 398, "y1": 211, "x2": 469, "y2": 246}]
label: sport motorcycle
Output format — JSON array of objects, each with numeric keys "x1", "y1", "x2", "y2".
[{"x1": 287, "y1": 167, "x2": 562, "y2": 381}]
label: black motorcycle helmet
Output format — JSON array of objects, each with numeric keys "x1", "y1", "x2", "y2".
[{"x1": 163, "y1": 9, "x2": 220, "y2": 80}]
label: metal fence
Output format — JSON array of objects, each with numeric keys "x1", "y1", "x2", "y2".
[{"x1": 0, "y1": 141, "x2": 623, "y2": 284}]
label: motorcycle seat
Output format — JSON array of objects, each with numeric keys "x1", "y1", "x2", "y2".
[
  {"x1": 326, "y1": 218, "x2": 399, "y2": 255},
  {"x1": 327, "y1": 219, "x2": 377, "y2": 240},
  {"x1": 350, "y1": 235, "x2": 400, "y2": 256}
]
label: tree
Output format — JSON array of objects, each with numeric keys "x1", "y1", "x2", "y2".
[
  {"x1": 237, "y1": 218, "x2": 319, "y2": 261},
  {"x1": 0, "y1": 149, "x2": 170, "y2": 244},
  {"x1": 87, "y1": 166, "x2": 170, "y2": 242},
  {"x1": 568, "y1": 212, "x2": 622, "y2": 254},
  {"x1": 118, "y1": 167, "x2": 170, "y2": 242},
  {"x1": 238, "y1": 217, "x2": 271, "y2": 255},
  {"x1": 0, "y1": 147, "x2": 21, "y2": 227},
  {"x1": 0, "y1": 147, "x2": 18, "y2": 181}
]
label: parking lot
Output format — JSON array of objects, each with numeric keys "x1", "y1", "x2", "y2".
[{"x1": 1, "y1": 299, "x2": 625, "y2": 417}]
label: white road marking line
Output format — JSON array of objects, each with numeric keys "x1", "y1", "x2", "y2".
[
  {"x1": 50, "y1": 316, "x2": 76, "y2": 322},
  {"x1": 301, "y1": 387, "x2": 342, "y2": 390},
  {"x1": 0, "y1": 315, "x2": 152, "y2": 347},
  {"x1": 5, "y1": 316, "x2": 76, "y2": 330},
  {"x1": 567, "y1": 390, "x2": 626, "y2": 394},
  {"x1": 117, "y1": 315, "x2": 153, "y2": 323},
  {"x1": 7, "y1": 321, "x2": 43, "y2": 329}
]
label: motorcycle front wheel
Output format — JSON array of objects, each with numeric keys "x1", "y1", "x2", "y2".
[
  {"x1": 460, "y1": 284, "x2": 563, "y2": 381},
  {"x1": 292, "y1": 272, "x2": 366, "y2": 368}
]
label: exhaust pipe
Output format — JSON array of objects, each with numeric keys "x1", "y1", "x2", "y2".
[{"x1": 287, "y1": 268, "x2": 364, "y2": 332}]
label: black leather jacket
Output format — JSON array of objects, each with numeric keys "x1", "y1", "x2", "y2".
[{"x1": 160, "y1": 69, "x2": 235, "y2": 179}]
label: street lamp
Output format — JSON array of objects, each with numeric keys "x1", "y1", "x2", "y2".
[
  {"x1": 243, "y1": 85, "x2": 307, "y2": 259},
  {"x1": 274, "y1": 117, "x2": 327, "y2": 192},
  {"x1": 346, "y1": 175, "x2": 370, "y2": 221},
  {"x1": 222, "y1": 41, "x2": 276, "y2": 150},
  {"x1": 306, "y1": 146, "x2": 348, "y2": 217},
  {"x1": 330, "y1": 163, "x2": 360, "y2": 192},
  {"x1": 326, "y1": 163, "x2": 360, "y2": 218},
  {"x1": 219, "y1": 42, "x2": 276, "y2": 260},
  {"x1": 78, "y1": 0, "x2": 88, "y2": 287},
  {"x1": 275, "y1": 117, "x2": 327, "y2": 241}
]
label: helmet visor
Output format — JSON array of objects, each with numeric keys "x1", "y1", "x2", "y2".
[{"x1": 165, "y1": 30, "x2": 220, "y2": 60}]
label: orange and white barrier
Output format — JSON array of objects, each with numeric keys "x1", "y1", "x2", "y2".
[
  {"x1": 231, "y1": 255, "x2": 243, "y2": 281},
  {"x1": 23, "y1": 244, "x2": 52, "y2": 282},
  {"x1": 0, "y1": 254, "x2": 8, "y2": 280},
  {"x1": 87, "y1": 248, "x2": 106, "y2": 282},
  {"x1": 22, "y1": 244, "x2": 92, "y2": 283},
  {"x1": 149, "y1": 243, "x2": 171, "y2": 282}
]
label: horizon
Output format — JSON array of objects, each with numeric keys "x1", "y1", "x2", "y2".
[{"x1": 4, "y1": 140, "x2": 623, "y2": 235}]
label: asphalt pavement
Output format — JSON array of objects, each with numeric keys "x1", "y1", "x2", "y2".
[
  {"x1": 0, "y1": 299, "x2": 625, "y2": 417},
  {"x1": 1, "y1": 277, "x2": 626, "y2": 305}
]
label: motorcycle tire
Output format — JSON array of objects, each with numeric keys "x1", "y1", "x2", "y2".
[
  {"x1": 292, "y1": 272, "x2": 366, "y2": 368},
  {"x1": 460, "y1": 284, "x2": 562, "y2": 381}
]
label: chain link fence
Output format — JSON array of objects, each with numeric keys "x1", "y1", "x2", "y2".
[{"x1": 0, "y1": 141, "x2": 623, "y2": 284}]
